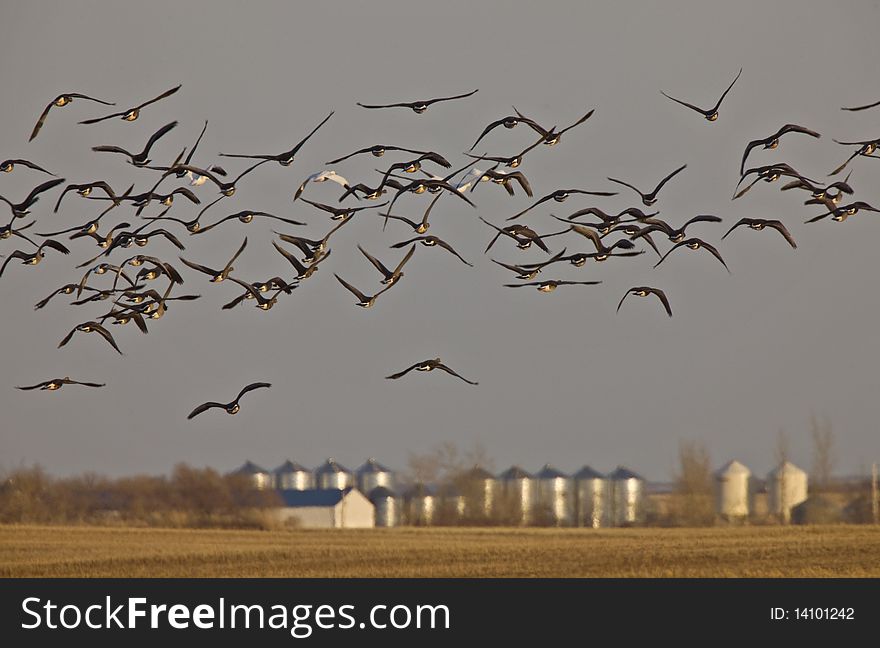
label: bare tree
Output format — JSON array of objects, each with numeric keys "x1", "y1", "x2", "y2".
[
  {"x1": 672, "y1": 439, "x2": 714, "y2": 526},
  {"x1": 810, "y1": 414, "x2": 835, "y2": 491}
]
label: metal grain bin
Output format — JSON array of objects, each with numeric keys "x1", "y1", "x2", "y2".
[
  {"x1": 767, "y1": 461, "x2": 808, "y2": 523},
  {"x1": 369, "y1": 486, "x2": 400, "y2": 527},
  {"x1": 573, "y1": 465, "x2": 608, "y2": 528},
  {"x1": 356, "y1": 458, "x2": 395, "y2": 494},
  {"x1": 230, "y1": 460, "x2": 273, "y2": 490},
  {"x1": 315, "y1": 458, "x2": 353, "y2": 490},
  {"x1": 273, "y1": 460, "x2": 314, "y2": 491},
  {"x1": 498, "y1": 466, "x2": 535, "y2": 525},
  {"x1": 404, "y1": 483, "x2": 436, "y2": 526},
  {"x1": 609, "y1": 466, "x2": 644, "y2": 526},
  {"x1": 535, "y1": 464, "x2": 573, "y2": 526},
  {"x1": 461, "y1": 465, "x2": 497, "y2": 521},
  {"x1": 715, "y1": 460, "x2": 751, "y2": 521}
]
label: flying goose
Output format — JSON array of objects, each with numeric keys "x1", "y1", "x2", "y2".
[
  {"x1": 187, "y1": 382, "x2": 271, "y2": 419},
  {"x1": 357, "y1": 89, "x2": 478, "y2": 113},
  {"x1": 79, "y1": 85, "x2": 181, "y2": 124},
  {"x1": 385, "y1": 358, "x2": 478, "y2": 385},
  {"x1": 661, "y1": 68, "x2": 742, "y2": 121},
  {"x1": 30, "y1": 92, "x2": 114, "y2": 140}
]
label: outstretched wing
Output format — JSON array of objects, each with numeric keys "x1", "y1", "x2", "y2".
[
  {"x1": 711, "y1": 67, "x2": 743, "y2": 113},
  {"x1": 650, "y1": 288, "x2": 673, "y2": 317},
  {"x1": 187, "y1": 401, "x2": 225, "y2": 420},
  {"x1": 237, "y1": 382, "x2": 271, "y2": 401},
  {"x1": 334, "y1": 274, "x2": 369, "y2": 302},
  {"x1": 435, "y1": 363, "x2": 478, "y2": 385},
  {"x1": 651, "y1": 164, "x2": 688, "y2": 196},
  {"x1": 385, "y1": 363, "x2": 422, "y2": 380}
]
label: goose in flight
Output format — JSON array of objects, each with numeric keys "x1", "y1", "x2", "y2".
[
  {"x1": 740, "y1": 124, "x2": 820, "y2": 175},
  {"x1": 722, "y1": 218, "x2": 797, "y2": 247},
  {"x1": 58, "y1": 321, "x2": 123, "y2": 354},
  {"x1": 390, "y1": 235, "x2": 472, "y2": 266},
  {"x1": 506, "y1": 188, "x2": 617, "y2": 222},
  {"x1": 504, "y1": 279, "x2": 602, "y2": 292},
  {"x1": 91, "y1": 121, "x2": 178, "y2": 167},
  {"x1": 187, "y1": 382, "x2": 271, "y2": 420},
  {"x1": 357, "y1": 89, "x2": 478, "y2": 113},
  {"x1": 653, "y1": 237, "x2": 730, "y2": 272},
  {"x1": 179, "y1": 237, "x2": 248, "y2": 283},
  {"x1": 1, "y1": 177, "x2": 66, "y2": 218},
  {"x1": 334, "y1": 274, "x2": 395, "y2": 308},
  {"x1": 0, "y1": 239, "x2": 70, "y2": 278},
  {"x1": 30, "y1": 92, "x2": 114, "y2": 140},
  {"x1": 219, "y1": 111, "x2": 334, "y2": 166},
  {"x1": 16, "y1": 377, "x2": 105, "y2": 391},
  {"x1": 386, "y1": 358, "x2": 478, "y2": 385},
  {"x1": 661, "y1": 68, "x2": 742, "y2": 121},
  {"x1": 607, "y1": 164, "x2": 687, "y2": 206},
  {"x1": 617, "y1": 287, "x2": 672, "y2": 317},
  {"x1": 1, "y1": 158, "x2": 56, "y2": 176},
  {"x1": 358, "y1": 244, "x2": 415, "y2": 286},
  {"x1": 327, "y1": 144, "x2": 450, "y2": 166},
  {"x1": 79, "y1": 85, "x2": 181, "y2": 124}
]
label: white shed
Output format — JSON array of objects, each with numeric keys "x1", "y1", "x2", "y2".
[{"x1": 275, "y1": 488, "x2": 374, "y2": 528}]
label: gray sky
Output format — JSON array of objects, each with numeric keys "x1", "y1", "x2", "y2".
[{"x1": 1, "y1": 0, "x2": 879, "y2": 482}]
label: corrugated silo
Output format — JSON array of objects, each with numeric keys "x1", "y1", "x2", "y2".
[
  {"x1": 573, "y1": 465, "x2": 608, "y2": 528},
  {"x1": 404, "y1": 483, "x2": 436, "y2": 526},
  {"x1": 498, "y1": 466, "x2": 535, "y2": 525},
  {"x1": 767, "y1": 461, "x2": 808, "y2": 523},
  {"x1": 356, "y1": 458, "x2": 395, "y2": 494},
  {"x1": 314, "y1": 458, "x2": 353, "y2": 490},
  {"x1": 369, "y1": 486, "x2": 400, "y2": 527},
  {"x1": 609, "y1": 466, "x2": 645, "y2": 526},
  {"x1": 461, "y1": 465, "x2": 497, "y2": 520},
  {"x1": 534, "y1": 464, "x2": 573, "y2": 526},
  {"x1": 230, "y1": 461, "x2": 273, "y2": 490},
  {"x1": 273, "y1": 460, "x2": 313, "y2": 491},
  {"x1": 715, "y1": 460, "x2": 751, "y2": 521}
]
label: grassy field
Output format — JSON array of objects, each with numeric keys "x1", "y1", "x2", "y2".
[{"x1": 1, "y1": 524, "x2": 879, "y2": 577}]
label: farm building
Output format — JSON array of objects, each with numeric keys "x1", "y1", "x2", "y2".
[{"x1": 275, "y1": 488, "x2": 374, "y2": 528}]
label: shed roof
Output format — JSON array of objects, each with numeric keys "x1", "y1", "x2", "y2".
[{"x1": 277, "y1": 487, "x2": 355, "y2": 507}]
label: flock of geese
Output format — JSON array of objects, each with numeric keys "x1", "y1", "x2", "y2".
[{"x1": 3, "y1": 75, "x2": 879, "y2": 418}]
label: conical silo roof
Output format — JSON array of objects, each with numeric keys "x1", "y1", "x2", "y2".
[
  {"x1": 536, "y1": 464, "x2": 568, "y2": 479},
  {"x1": 274, "y1": 460, "x2": 309, "y2": 475},
  {"x1": 573, "y1": 465, "x2": 605, "y2": 480},
  {"x1": 609, "y1": 466, "x2": 643, "y2": 481},
  {"x1": 499, "y1": 465, "x2": 533, "y2": 480},
  {"x1": 315, "y1": 458, "x2": 350, "y2": 474},
  {"x1": 767, "y1": 461, "x2": 806, "y2": 479},
  {"x1": 356, "y1": 458, "x2": 392, "y2": 474},
  {"x1": 715, "y1": 460, "x2": 751, "y2": 477},
  {"x1": 233, "y1": 460, "x2": 268, "y2": 475}
]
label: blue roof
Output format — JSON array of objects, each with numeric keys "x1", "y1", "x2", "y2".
[{"x1": 277, "y1": 488, "x2": 355, "y2": 507}]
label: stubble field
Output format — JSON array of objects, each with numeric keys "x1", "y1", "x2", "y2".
[{"x1": 1, "y1": 524, "x2": 878, "y2": 577}]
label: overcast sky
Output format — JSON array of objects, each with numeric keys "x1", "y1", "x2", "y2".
[{"x1": 1, "y1": 0, "x2": 879, "y2": 483}]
